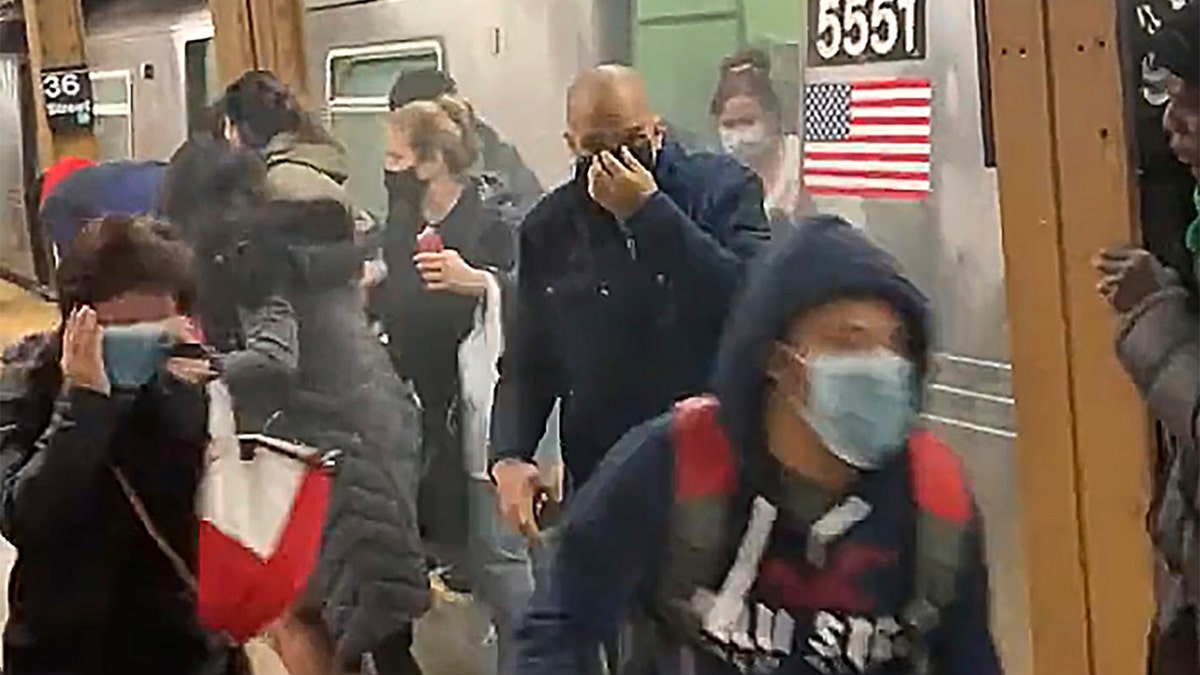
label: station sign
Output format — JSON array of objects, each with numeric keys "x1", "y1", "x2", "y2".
[
  {"x1": 808, "y1": 0, "x2": 928, "y2": 66},
  {"x1": 40, "y1": 65, "x2": 94, "y2": 132}
]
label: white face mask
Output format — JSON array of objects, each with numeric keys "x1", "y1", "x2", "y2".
[{"x1": 719, "y1": 125, "x2": 772, "y2": 163}]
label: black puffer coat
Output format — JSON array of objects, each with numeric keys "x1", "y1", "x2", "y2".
[{"x1": 161, "y1": 139, "x2": 429, "y2": 667}]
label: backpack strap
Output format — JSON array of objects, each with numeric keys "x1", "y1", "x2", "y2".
[
  {"x1": 904, "y1": 429, "x2": 973, "y2": 674},
  {"x1": 265, "y1": 155, "x2": 333, "y2": 179},
  {"x1": 672, "y1": 395, "x2": 738, "y2": 500},
  {"x1": 656, "y1": 396, "x2": 741, "y2": 642}
]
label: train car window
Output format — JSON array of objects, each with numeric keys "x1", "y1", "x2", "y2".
[
  {"x1": 325, "y1": 39, "x2": 445, "y2": 218},
  {"x1": 89, "y1": 70, "x2": 133, "y2": 160}
]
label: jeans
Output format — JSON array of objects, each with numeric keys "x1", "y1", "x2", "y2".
[{"x1": 467, "y1": 403, "x2": 563, "y2": 674}]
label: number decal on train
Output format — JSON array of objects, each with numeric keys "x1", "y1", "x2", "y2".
[{"x1": 808, "y1": 0, "x2": 927, "y2": 66}]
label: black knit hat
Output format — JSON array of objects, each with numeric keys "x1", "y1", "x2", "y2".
[
  {"x1": 1152, "y1": 0, "x2": 1199, "y2": 84},
  {"x1": 388, "y1": 68, "x2": 457, "y2": 111}
]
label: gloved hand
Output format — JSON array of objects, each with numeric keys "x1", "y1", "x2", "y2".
[{"x1": 1093, "y1": 246, "x2": 1180, "y2": 313}]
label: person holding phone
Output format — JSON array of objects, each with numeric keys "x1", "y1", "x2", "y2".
[{"x1": 0, "y1": 215, "x2": 218, "y2": 675}]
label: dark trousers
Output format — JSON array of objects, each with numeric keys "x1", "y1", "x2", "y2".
[{"x1": 373, "y1": 628, "x2": 422, "y2": 675}]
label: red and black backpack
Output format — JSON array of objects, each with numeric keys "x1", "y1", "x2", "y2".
[{"x1": 654, "y1": 395, "x2": 973, "y2": 674}]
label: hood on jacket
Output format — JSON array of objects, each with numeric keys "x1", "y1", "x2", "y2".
[
  {"x1": 710, "y1": 214, "x2": 932, "y2": 485},
  {"x1": 241, "y1": 198, "x2": 361, "y2": 296},
  {"x1": 265, "y1": 132, "x2": 350, "y2": 186}
]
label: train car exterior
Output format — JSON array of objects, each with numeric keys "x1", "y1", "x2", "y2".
[{"x1": 71, "y1": 1, "x2": 1029, "y2": 673}]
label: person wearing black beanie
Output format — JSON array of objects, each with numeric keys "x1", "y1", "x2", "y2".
[{"x1": 512, "y1": 215, "x2": 1000, "y2": 675}]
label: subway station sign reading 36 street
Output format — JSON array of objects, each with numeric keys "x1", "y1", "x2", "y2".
[
  {"x1": 40, "y1": 65, "x2": 95, "y2": 132},
  {"x1": 808, "y1": 0, "x2": 928, "y2": 66}
]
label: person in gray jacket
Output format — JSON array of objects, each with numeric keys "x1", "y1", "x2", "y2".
[
  {"x1": 1094, "y1": 3, "x2": 1199, "y2": 673},
  {"x1": 169, "y1": 76, "x2": 431, "y2": 672}
]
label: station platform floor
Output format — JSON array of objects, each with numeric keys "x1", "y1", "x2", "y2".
[{"x1": 0, "y1": 280, "x2": 55, "y2": 347}]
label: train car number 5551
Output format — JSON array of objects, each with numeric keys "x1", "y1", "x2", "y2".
[{"x1": 808, "y1": 0, "x2": 927, "y2": 66}]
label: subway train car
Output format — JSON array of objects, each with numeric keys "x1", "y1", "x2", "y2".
[{"x1": 9, "y1": 0, "x2": 1031, "y2": 672}]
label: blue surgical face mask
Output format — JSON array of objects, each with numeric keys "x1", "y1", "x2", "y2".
[
  {"x1": 101, "y1": 322, "x2": 174, "y2": 390},
  {"x1": 795, "y1": 348, "x2": 918, "y2": 470}
]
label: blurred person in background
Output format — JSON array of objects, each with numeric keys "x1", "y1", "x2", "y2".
[
  {"x1": 209, "y1": 72, "x2": 431, "y2": 675},
  {"x1": 711, "y1": 49, "x2": 810, "y2": 231},
  {"x1": 0, "y1": 215, "x2": 218, "y2": 675},
  {"x1": 36, "y1": 156, "x2": 167, "y2": 260},
  {"x1": 371, "y1": 94, "x2": 525, "y2": 673},
  {"x1": 1094, "y1": 3, "x2": 1200, "y2": 673},
  {"x1": 389, "y1": 68, "x2": 543, "y2": 216}
]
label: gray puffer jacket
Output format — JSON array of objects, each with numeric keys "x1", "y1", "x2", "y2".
[
  {"x1": 1115, "y1": 273, "x2": 1200, "y2": 674},
  {"x1": 262, "y1": 135, "x2": 430, "y2": 666},
  {"x1": 164, "y1": 136, "x2": 429, "y2": 667}
]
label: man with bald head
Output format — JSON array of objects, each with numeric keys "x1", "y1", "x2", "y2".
[{"x1": 492, "y1": 64, "x2": 769, "y2": 541}]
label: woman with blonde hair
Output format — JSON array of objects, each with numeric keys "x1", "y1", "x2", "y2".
[{"x1": 371, "y1": 94, "x2": 521, "y2": 674}]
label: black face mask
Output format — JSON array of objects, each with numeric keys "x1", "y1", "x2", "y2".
[
  {"x1": 384, "y1": 168, "x2": 427, "y2": 205},
  {"x1": 572, "y1": 140, "x2": 659, "y2": 191},
  {"x1": 627, "y1": 139, "x2": 657, "y2": 172}
]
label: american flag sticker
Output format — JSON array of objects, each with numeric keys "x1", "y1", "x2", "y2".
[{"x1": 802, "y1": 79, "x2": 933, "y2": 200}]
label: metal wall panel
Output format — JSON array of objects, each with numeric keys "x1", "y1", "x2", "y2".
[
  {"x1": 0, "y1": 54, "x2": 32, "y2": 277},
  {"x1": 85, "y1": 5, "x2": 211, "y2": 160},
  {"x1": 305, "y1": 0, "x2": 597, "y2": 188}
]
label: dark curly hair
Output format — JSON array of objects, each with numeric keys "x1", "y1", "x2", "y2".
[
  {"x1": 55, "y1": 214, "x2": 197, "y2": 318},
  {"x1": 219, "y1": 70, "x2": 337, "y2": 149},
  {"x1": 709, "y1": 48, "x2": 783, "y2": 122}
]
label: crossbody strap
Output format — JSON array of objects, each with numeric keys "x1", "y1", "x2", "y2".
[{"x1": 110, "y1": 466, "x2": 200, "y2": 595}]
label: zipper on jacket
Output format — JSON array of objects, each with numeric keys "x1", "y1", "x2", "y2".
[{"x1": 616, "y1": 221, "x2": 637, "y2": 261}]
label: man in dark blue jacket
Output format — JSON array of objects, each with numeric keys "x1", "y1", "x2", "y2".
[
  {"x1": 491, "y1": 64, "x2": 769, "y2": 537},
  {"x1": 513, "y1": 216, "x2": 1002, "y2": 675}
]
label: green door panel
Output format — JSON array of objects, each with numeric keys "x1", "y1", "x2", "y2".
[
  {"x1": 634, "y1": 18, "x2": 740, "y2": 147},
  {"x1": 636, "y1": 0, "x2": 738, "y2": 22},
  {"x1": 743, "y1": 0, "x2": 803, "y2": 45}
]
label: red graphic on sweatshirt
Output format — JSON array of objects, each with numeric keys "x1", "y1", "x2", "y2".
[{"x1": 757, "y1": 543, "x2": 898, "y2": 614}]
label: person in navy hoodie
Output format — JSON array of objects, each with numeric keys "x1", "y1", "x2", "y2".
[{"x1": 513, "y1": 215, "x2": 1002, "y2": 675}]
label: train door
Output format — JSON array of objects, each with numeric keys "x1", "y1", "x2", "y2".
[{"x1": 634, "y1": 0, "x2": 1031, "y2": 672}]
